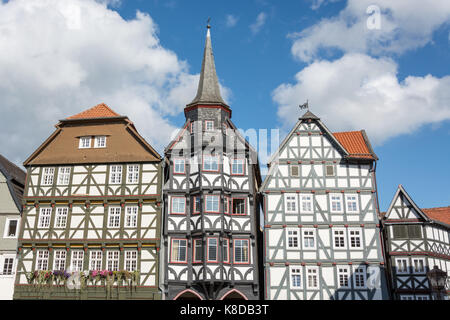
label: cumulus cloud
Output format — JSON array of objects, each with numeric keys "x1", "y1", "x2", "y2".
[
  {"x1": 250, "y1": 12, "x2": 267, "y2": 35},
  {"x1": 292, "y1": 0, "x2": 450, "y2": 62},
  {"x1": 225, "y1": 14, "x2": 238, "y2": 28},
  {"x1": 0, "y1": 0, "x2": 225, "y2": 165},
  {"x1": 272, "y1": 53, "x2": 450, "y2": 145}
]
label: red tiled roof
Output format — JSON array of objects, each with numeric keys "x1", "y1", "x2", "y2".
[
  {"x1": 422, "y1": 207, "x2": 450, "y2": 226},
  {"x1": 67, "y1": 103, "x2": 120, "y2": 120},
  {"x1": 333, "y1": 131, "x2": 374, "y2": 159}
]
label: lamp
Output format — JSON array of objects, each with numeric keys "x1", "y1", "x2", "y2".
[{"x1": 426, "y1": 265, "x2": 448, "y2": 300}]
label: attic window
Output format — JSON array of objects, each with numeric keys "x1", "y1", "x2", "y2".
[
  {"x1": 94, "y1": 136, "x2": 106, "y2": 148},
  {"x1": 79, "y1": 136, "x2": 91, "y2": 149},
  {"x1": 325, "y1": 165, "x2": 334, "y2": 176}
]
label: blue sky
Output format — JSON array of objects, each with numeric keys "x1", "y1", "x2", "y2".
[{"x1": 0, "y1": 0, "x2": 448, "y2": 211}]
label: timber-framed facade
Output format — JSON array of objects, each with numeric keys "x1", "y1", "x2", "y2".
[{"x1": 14, "y1": 104, "x2": 163, "y2": 300}]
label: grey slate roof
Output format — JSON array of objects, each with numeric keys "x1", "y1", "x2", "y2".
[
  {"x1": 0, "y1": 154, "x2": 26, "y2": 211},
  {"x1": 187, "y1": 27, "x2": 227, "y2": 107}
]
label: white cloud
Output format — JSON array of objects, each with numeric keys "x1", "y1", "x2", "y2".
[
  {"x1": 250, "y1": 12, "x2": 267, "y2": 35},
  {"x1": 225, "y1": 14, "x2": 238, "y2": 28},
  {"x1": 292, "y1": 0, "x2": 450, "y2": 62},
  {"x1": 0, "y1": 0, "x2": 222, "y2": 165},
  {"x1": 310, "y1": 0, "x2": 341, "y2": 10},
  {"x1": 273, "y1": 53, "x2": 450, "y2": 145}
]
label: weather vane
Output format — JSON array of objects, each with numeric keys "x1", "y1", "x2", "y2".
[{"x1": 299, "y1": 100, "x2": 309, "y2": 110}]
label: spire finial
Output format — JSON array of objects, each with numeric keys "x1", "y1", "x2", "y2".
[
  {"x1": 299, "y1": 100, "x2": 309, "y2": 110},
  {"x1": 207, "y1": 17, "x2": 211, "y2": 29}
]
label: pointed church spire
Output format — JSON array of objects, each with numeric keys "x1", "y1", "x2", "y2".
[{"x1": 187, "y1": 22, "x2": 227, "y2": 107}]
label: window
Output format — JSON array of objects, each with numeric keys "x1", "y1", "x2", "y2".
[
  {"x1": 205, "y1": 195, "x2": 219, "y2": 213},
  {"x1": 205, "y1": 120, "x2": 214, "y2": 131},
  {"x1": 127, "y1": 165, "x2": 139, "y2": 183},
  {"x1": 232, "y1": 198, "x2": 246, "y2": 215},
  {"x1": 300, "y1": 195, "x2": 313, "y2": 213},
  {"x1": 36, "y1": 250, "x2": 49, "y2": 270},
  {"x1": 234, "y1": 239, "x2": 249, "y2": 264},
  {"x1": 392, "y1": 225, "x2": 407, "y2": 239},
  {"x1": 107, "y1": 251, "x2": 119, "y2": 271},
  {"x1": 416, "y1": 295, "x2": 429, "y2": 300},
  {"x1": 346, "y1": 195, "x2": 358, "y2": 213},
  {"x1": 392, "y1": 225, "x2": 422, "y2": 239},
  {"x1": 400, "y1": 295, "x2": 414, "y2": 300},
  {"x1": 307, "y1": 268, "x2": 319, "y2": 289},
  {"x1": 338, "y1": 267, "x2": 350, "y2": 288},
  {"x1": 193, "y1": 239, "x2": 203, "y2": 263},
  {"x1": 171, "y1": 239, "x2": 187, "y2": 263},
  {"x1": 4, "y1": 219, "x2": 18, "y2": 238},
  {"x1": 408, "y1": 225, "x2": 422, "y2": 239},
  {"x1": 325, "y1": 165, "x2": 334, "y2": 176},
  {"x1": 334, "y1": 230, "x2": 346, "y2": 248},
  {"x1": 287, "y1": 229, "x2": 299, "y2": 249},
  {"x1": 190, "y1": 122, "x2": 194, "y2": 134},
  {"x1": 38, "y1": 208, "x2": 52, "y2": 228},
  {"x1": 54, "y1": 250, "x2": 66, "y2": 271},
  {"x1": 285, "y1": 194, "x2": 297, "y2": 213},
  {"x1": 303, "y1": 230, "x2": 315, "y2": 249},
  {"x1": 109, "y1": 165, "x2": 122, "y2": 184},
  {"x1": 174, "y1": 159, "x2": 185, "y2": 174},
  {"x1": 290, "y1": 165, "x2": 299, "y2": 177},
  {"x1": 90, "y1": 251, "x2": 102, "y2": 271},
  {"x1": 224, "y1": 197, "x2": 230, "y2": 215},
  {"x1": 125, "y1": 206, "x2": 138, "y2": 228},
  {"x1": 193, "y1": 197, "x2": 201, "y2": 214},
  {"x1": 71, "y1": 250, "x2": 84, "y2": 271},
  {"x1": 231, "y1": 158, "x2": 245, "y2": 175},
  {"x1": 354, "y1": 267, "x2": 366, "y2": 288},
  {"x1": 108, "y1": 207, "x2": 121, "y2": 228},
  {"x1": 203, "y1": 156, "x2": 219, "y2": 172},
  {"x1": 125, "y1": 251, "x2": 138, "y2": 271},
  {"x1": 330, "y1": 194, "x2": 343, "y2": 213},
  {"x1": 207, "y1": 238, "x2": 218, "y2": 262},
  {"x1": 396, "y1": 258, "x2": 409, "y2": 274},
  {"x1": 41, "y1": 167, "x2": 55, "y2": 186},
  {"x1": 412, "y1": 258, "x2": 426, "y2": 274},
  {"x1": 58, "y1": 167, "x2": 71, "y2": 185},
  {"x1": 79, "y1": 136, "x2": 91, "y2": 149},
  {"x1": 349, "y1": 230, "x2": 361, "y2": 248},
  {"x1": 2, "y1": 257, "x2": 14, "y2": 275},
  {"x1": 94, "y1": 136, "x2": 106, "y2": 148},
  {"x1": 171, "y1": 197, "x2": 186, "y2": 215},
  {"x1": 55, "y1": 208, "x2": 68, "y2": 228},
  {"x1": 290, "y1": 267, "x2": 302, "y2": 288},
  {"x1": 223, "y1": 239, "x2": 229, "y2": 263}
]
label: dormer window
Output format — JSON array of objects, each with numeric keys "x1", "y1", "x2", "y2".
[
  {"x1": 94, "y1": 136, "x2": 106, "y2": 148},
  {"x1": 79, "y1": 136, "x2": 91, "y2": 149}
]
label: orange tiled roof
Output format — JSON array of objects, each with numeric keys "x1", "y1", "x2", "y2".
[
  {"x1": 67, "y1": 103, "x2": 120, "y2": 120},
  {"x1": 422, "y1": 207, "x2": 450, "y2": 226},
  {"x1": 333, "y1": 131, "x2": 374, "y2": 159}
]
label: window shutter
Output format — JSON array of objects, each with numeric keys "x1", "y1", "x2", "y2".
[
  {"x1": 408, "y1": 225, "x2": 422, "y2": 239},
  {"x1": 392, "y1": 225, "x2": 407, "y2": 239}
]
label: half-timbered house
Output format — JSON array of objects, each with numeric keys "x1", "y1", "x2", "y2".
[
  {"x1": 0, "y1": 154, "x2": 25, "y2": 300},
  {"x1": 382, "y1": 185, "x2": 449, "y2": 300},
  {"x1": 262, "y1": 111, "x2": 389, "y2": 300},
  {"x1": 162, "y1": 25, "x2": 262, "y2": 300},
  {"x1": 14, "y1": 103, "x2": 163, "y2": 299}
]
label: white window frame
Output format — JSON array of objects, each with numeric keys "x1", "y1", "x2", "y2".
[
  {"x1": 286, "y1": 228, "x2": 299, "y2": 249},
  {"x1": 223, "y1": 239, "x2": 229, "y2": 263},
  {"x1": 173, "y1": 158, "x2": 185, "y2": 174},
  {"x1": 71, "y1": 250, "x2": 84, "y2": 271},
  {"x1": 234, "y1": 239, "x2": 249, "y2": 264},
  {"x1": 127, "y1": 165, "x2": 139, "y2": 184},
  {"x1": 3, "y1": 218, "x2": 19, "y2": 238},
  {"x1": 205, "y1": 120, "x2": 214, "y2": 131},
  {"x1": 400, "y1": 295, "x2": 414, "y2": 300},
  {"x1": 125, "y1": 206, "x2": 138, "y2": 228},
  {"x1": 348, "y1": 229, "x2": 362, "y2": 249},
  {"x1": 207, "y1": 238, "x2": 218, "y2": 262},
  {"x1": 79, "y1": 136, "x2": 91, "y2": 149},
  {"x1": 107, "y1": 251, "x2": 120, "y2": 271},
  {"x1": 306, "y1": 267, "x2": 319, "y2": 289},
  {"x1": 36, "y1": 250, "x2": 49, "y2": 270},
  {"x1": 109, "y1": 165, "x2": 123, "y2": 184},
  {"x1": 171, "y1": 197, "x2": 186, "y2": 215},
  {"x1": 58, "y1": 167, "x2": 71, "y2": 185},
  {"x1": 203, "y1": 155, "x2": 219, "y2": 172},
  {"x1": 1, "y1": 255, "x2": 16, "y2": 276},
  {"x1": 231, "y1": 158, "x2": 245, "y2": 175},
  {"x1": 90, "y1": 250, "x2": 103, "y2": 271},
  {"x1": 353, "y1": 266, "x2": 366, "y2": 288},
  {"x1": 41, "y1": 167, "x2": 55, "y2": 186},
  {"x1": 345, "y1": 195, "x2": 359, "y2": 213},
  {"x1": 53, "y1": 250, "x2": 66, "y2": 271},
  {"x1": 300, "y1": 194, "x2": 313, "y2": 213},
  {"x1": 395, "y1": 258, "x2": 409, "y2": 274},
  {"x1": 54, "y1": 207, "x2": 68, "y2": 229},
  {"x1": 415, "y1": 295, "x2": 429, "y2": 300},
  {"x1": 302, "y1": 229, "x2": 316, "y2": 250},
  {"x1": 412, "y1": 258, "x2": 426, "y2": 274},
  {"x1": 285, "y1": 194, "x2": 298, "y2": 214},
  {"x1": 171, "y1": 239, "x2": 187, "y2": 263},
  {"x1": 108, "y1": 207, "x2": 121, "y2": 228},
  {"x1": 333, "y1": 229, "x2": 346, "y2": 249},
  {"x1": 338, "y1": 267, "x2": 350, "y2": 288},
  {"x1": 38, "y1": 207, "x2": 52, "y2": 229},
  {"x1": 124, "y1": 250, "x2": 138, "y2": 271},
  {"x1": 94, "y1": 136, "x2": 106, "y2": 148},
  {"x1": 290, "y1": 267, "x2": 302, "y2": 289},
  {"x1": 330, "y1": 194, "x2": 343, "y2": 213},
  {"x1": 205, "y1": 195, "x2": 220, "y2": 213}
]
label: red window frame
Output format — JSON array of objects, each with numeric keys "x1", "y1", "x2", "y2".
[
  {"x1": 223, "y1": 238, "x2": 230, "y2": 264},
  {"x1": 193, "y1": 239, "x2": 203, "y2": 264},
  {"x1": 232, "y1": 197, "x2": 247, "y2": 216},
  {"x1": 230, "y1": 158, "x2": 245, "y2": 176},
  {"x1": 173, "y1": 158, "x2": 185, "y2": 175},
  {"x1": 233, "y1": 239, "x2": 250, "y2": 265},
  {"x1": 170, "y1": 238, "x2": 188, "y2": 264},
  {"x1": 204, "y1": 120, "x2": 214, "y2": 131},
  {"x1": 207, "y1": 237, "x2": 219, "y2": 263},
  {"x1": 204, "y1": 195, "x2": 220, "y2": 214},
  {"x1": 202, "y1": 155, "x2": 220, "y2": 172},
  {"x1": 170, "y1": 196, "x2": 186, "y2": 215},
  {"x1": 193, "y1": 196, "x2": 201, "y2": 215},
  {"x1": 224, "y1": 196, "x2": 231, "y2": 215}
]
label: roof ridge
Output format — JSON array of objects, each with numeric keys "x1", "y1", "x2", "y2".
[{"x1": 67, "y1": 103, "x2": 121, "y2": 120}]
